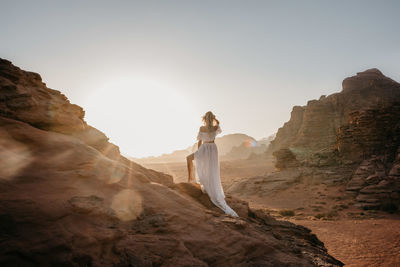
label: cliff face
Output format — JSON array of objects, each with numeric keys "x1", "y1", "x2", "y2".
[
  {"x1": 0, "y1": 58, "x2": 342, "y2": 266},
  {"x1": 268, "y1": 69, "x2": 400, "y2": 210},
  {"x1": 269, "y1": 69, "x2": 400, "y2": 162}
]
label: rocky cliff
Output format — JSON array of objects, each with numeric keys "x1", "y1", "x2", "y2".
[
  {"x1": 0, "y1": 58, "x2": 342, "y2": 266},
  {"x1": 268, "y1": 69, "x2": 400, "y2": 210}
]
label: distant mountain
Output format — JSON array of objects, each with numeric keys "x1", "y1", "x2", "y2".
[
  {"x1": 257, "y1": 133, "x2": 276, "y2": 146},
  {"x1": 132, "y1": 148, "x2": 193, "y2": 164},
  {"x1": 222, "y1": 133, "x2": 276, "y2": 160},
  {"x1": 133, "y1": 133, "x2": 277, "y2": 163},
  {"x1": 215, "y1": 133, "x2": 256, "y2": 155},
  {"x1": 133, "y1": 133, "x2": 258, "y2": 163}
]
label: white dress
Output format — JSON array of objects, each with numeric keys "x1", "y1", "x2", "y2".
[{"x1": 194, "y1": 125, "x2": 239, "y2": 217}]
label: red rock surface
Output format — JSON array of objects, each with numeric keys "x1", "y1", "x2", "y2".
[
  {"x1": 269, "y1": 69, "x2": 400, "y2": 160},
  {"x1": 0, "y1": 58, "x2": 342, "y2": 266},
  {"x1": 267, "y1": 69, "x2": 400, "y2": 210}
]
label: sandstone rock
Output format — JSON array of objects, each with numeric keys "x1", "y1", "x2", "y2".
[
  {"x1": 346, "y1": 157, "x2": 386, "y2": 192},
  {"x1": 268, "y1": 68, "x2": 400, "y2": 164},
  {"x1": 268, "y1": 68, "x2": 400, "y2": 210},
  {"x1": 175, "y1": 182, "x2": 250, "y2": 217},
  {"x1": 337, "y1": 105, "x2": 400, "y2": 163},
  {"x1": 272, "y1": 148, "x2": 300, "y2": 170},
  {"x1": 0, "y1": 58, "x2": 122, "y2": 162},
  {"x1": 0, "y1": 59, "x2": 343, "y2": 266},
  {"x1": 269, "y1": 105, "x2": 304, "y2": 151},
  {"x1": 0, "y1": 116, "x2": 342, "y2": 267},
  {"x1": 347, "y1": 155, "x2": 400, "y2": 209}
]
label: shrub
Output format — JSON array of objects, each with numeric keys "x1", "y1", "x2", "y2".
[
  {"x1": 326, "y1": 210, "x2": 338, "y2": 218},
  {"x1": 279, "y1": 209, "x2": 295, "y2": 217}
]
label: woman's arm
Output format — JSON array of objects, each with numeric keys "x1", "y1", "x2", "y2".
[{"x1": 197, "y1": 140, "x2": 202, "y2": 149}]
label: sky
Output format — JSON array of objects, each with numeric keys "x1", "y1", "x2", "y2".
[{"x1": 1, "y1": 0, "x2": 399, "y2": 157}]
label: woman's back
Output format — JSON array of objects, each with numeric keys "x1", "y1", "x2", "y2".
[
  {"x1": 197, "y1": 125, "x2": 222, "y2": 142},
  {"x1": 187, "y1": 111, "x2": 239, "y2": 217}
]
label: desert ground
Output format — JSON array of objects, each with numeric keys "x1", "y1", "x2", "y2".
[{"x1": 143, "y1": 157, "x2": 400, "y2": 267}]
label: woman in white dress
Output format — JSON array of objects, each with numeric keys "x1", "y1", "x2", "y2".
[{"x1": 186, "y1": 111, "x2": 239, "y2": 217}]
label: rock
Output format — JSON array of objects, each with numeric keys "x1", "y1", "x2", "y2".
[
  {"x1": 346, "y1": 157, "x2": 385, "y2": 192},
  {"x1": 342, "y1": 68, "x2": 388, "y2": 93},
  {"x1": 269, "y1": 106, "x2": 305, "y2": 151},
  {"x1": 267, "y1": 68, "x2": 400, "y2": 210},
  {"x1": 337, "y1": 105, "x2": 400, "y2": 163},
  {"x1": 0, "y1": 58, "x2": 121, "y2": 162},
  {"x1": 347, "y1": 156, "x2": 400, "y2": 209},
  {"x1": 175, "y1": 182, "x2": 250, "y2": 218},
  {"x1": 272, "y1": 148, "x2": 300, "y2": 170},
  {"x1": 268, "y1": 68, "x2": 400, "y2": 164},
  {"x1": 0, "y1": 58, "x2": 85, "y2": 133},
  {"x1": 0, "y1": 58, "x2": 343, "y2": 266}
]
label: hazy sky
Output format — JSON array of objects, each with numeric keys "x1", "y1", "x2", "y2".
[{"x1": 1, "y1": 0, "x2": 399, "y2": 157}]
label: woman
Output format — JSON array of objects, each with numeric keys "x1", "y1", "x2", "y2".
[{"x1": 186, "y1": 111, "x2": 239, "y2": 217}]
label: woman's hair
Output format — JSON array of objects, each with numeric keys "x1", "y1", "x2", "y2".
[{"x1": 202, "y1": 111, "x2": 219, "y2": 132}]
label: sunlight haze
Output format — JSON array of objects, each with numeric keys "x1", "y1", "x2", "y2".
[{"x1": 1, "y1": 0, "x2": 399, "y2": 157}]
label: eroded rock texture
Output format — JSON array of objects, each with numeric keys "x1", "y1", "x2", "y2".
[
  {"x1": 268, "y1": 69, "x2": 400, "y2": 210},
  {"x1": 0, "y1": 58, "x2": 343, "y2": 266}
]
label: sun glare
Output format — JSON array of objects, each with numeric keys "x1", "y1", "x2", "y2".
[{"x1": 82, "y1": 74, "x2": 198, "y2": 158}]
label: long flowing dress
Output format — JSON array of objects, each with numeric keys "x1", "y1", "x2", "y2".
[{"x1": 194, "y1": 125, "x2": 239, "y2": 217}]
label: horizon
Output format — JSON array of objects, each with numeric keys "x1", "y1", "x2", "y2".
[{"x1": 1, "y1": 0, "x2": 399, "y2": 157}]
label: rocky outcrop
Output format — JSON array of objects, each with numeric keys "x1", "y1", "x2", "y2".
[
  {"x1": 337, "y1": 104, "x2": 400, "y2": 163},
  {"x1": 0, "y1": 58, "x2": 122, "y2": 162},
  {"x1": 222, "y1": 140, "x2": 268, "y2": 161},
  {"x1": 269, "y1": 68, "x2": 400, "y2": 163},
  {"x1": 268, "y1": 68, "x2": 400, "y2": 210},
  {"x1": 0, "y1": 58, "x2": 343, "y2": 266},
  {"x1": 346, "y1": 151, "x2": 400, "y2": 210},
  {"x1": 272, "y1": 148, "x2": 300, "y2": 170}
]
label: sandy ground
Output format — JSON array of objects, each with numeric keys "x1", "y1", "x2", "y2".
[
  {"x1": 141, "y1": 157, "x2": 275, "y2": 185},
  {"x1": 290, "y1": 218, "x2": 400, "y2": 267},
  {"x1": 141, "y1": 158, "x2": 400, "y2": 266}
]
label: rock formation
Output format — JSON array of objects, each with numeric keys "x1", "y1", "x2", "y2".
[
  {"x1": 272, "y1": 148, "x2": 300, "y2": 170},
  {"x1": 268, "y1": 69, "x2": 400, "y2": 210},
  {"x1": 0, "y1": 58, "x2": 342, "y2": 266},
  {"x1": 222, "y1": 140, "x2": 268, "y2": 161},
  {"x1": 134, "y1": 133, "x2": 257, "y2": 164}
]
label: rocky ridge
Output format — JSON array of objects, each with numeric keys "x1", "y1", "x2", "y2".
[
  {"x1": 0, "y1": 58, "x2": 342, "y2": 266},
  {"x1": 267, "y1": 69, "x2": 400, "y2": 210}
]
